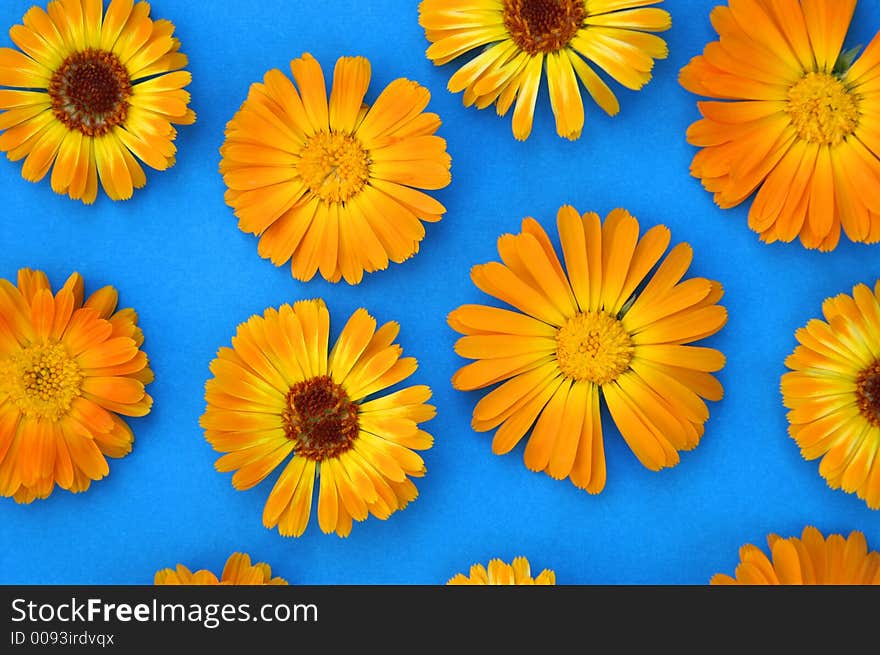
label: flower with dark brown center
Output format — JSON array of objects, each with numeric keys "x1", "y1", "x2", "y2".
[
  {"x1": 420, "y1": 0, "x2": 671, "y2": 141},
  {"x1": 201, "y1": 300, "x2": 434, "y2": 538},
  {"x1": 0, "y1": 1, "x2": 194, "y2": 202},
  {"x1": 783, "y1": 281, "x2": 880, "y2": 510}
]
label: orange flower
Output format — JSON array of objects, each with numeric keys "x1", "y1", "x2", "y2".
[
  {"x1": 0, "y1": 0, "x2": 195, "y2": 202},
  {"x1": 420, "y1": 0, "x2": 670, "y2": 141},
  {"x1": 0, "y1": 268, "x2": 153, "y2": 503},
  {"x1": 449, "y1": 207, "x2": 726, "y2": 493},
  {"x1": 782, "y1": 281, "x2": 880, "y2": 509},
  {"x1": 448, "y1": 557, "x2": 555, "y2": 585},
  {"x1": 201, "y1": 299, "x2": 435, "y2": 538},
  {"x1": 712, "y1": 527, "x2": 880, "y2": 584},
  {"x1": 220, "y1": 53, "x2": 451, "y2": 284},
  {"x1": 155, "y1": 553, "x2": 287, "y2": 585},
  {"x1": 681, "y1": 0, "x2": 880, "y2": 250}
]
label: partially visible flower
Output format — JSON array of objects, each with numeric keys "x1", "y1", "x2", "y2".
[
  {"x1": 712, "y1": 527, "x2": 880, "y2": 584},
  {"x1": 448, "y1": 557, "x2": 555, "y2": 585},
  {"x1": 419, "y1": 0, "x2": 670, "y2": 140},
  {"x1": 0, "y1": 268, "x2": 153, "y2": 503},
  {"x1": 0, "y1": 0, "x2": 195, "y2": 202},
  {"x1": 220, "y1": 53, "x2": 450, "y2": 284},
  {"x1": 782, "y1": 280, "x2": 880, "y2": 509},
  {"x1": 201, "y1": 299, "x2": 435, "y2": 538},
  {"x1": 155, "y1": 553, "x2": 287, "y2": 585},
  {"x1": 680, "y1": 0, "x2": 880, "y2": 250},
  {"x1": 449, "y1": 207, "x2": 726, "y2": 493}
]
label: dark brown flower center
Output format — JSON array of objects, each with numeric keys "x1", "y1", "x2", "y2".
[
  {"x1": 502, "y1": 0, "x2": 586, "y2": 55},
  {"x1": 856, "y1": 361, "x2": 880, "y2": 427},
  {"x1": 282, "y1": 375, "x2": 359, "y2": 461},
  {"x1": 49, "y1": 49, "x2": 132, "y2": 137}
]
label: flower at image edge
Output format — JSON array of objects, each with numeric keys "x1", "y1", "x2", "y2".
[
  {"x1": 220, "y1": 53, "x2": 451, "y2": 284},
  {"x1": 0, "y1": 268, "x2": 153, "y2": 503},
  {"x1": 782, "y1": 281, "x2": 880, "y2": 509},
  {"x1": 419, "y1": 0, "x2": 671, "y2": 140},
  {"x1": 680, "y1": 0, "x2": 880, "y2": 250},
  {"x1": 447, "y1": 557, "x2": 555, "y2": 585},
  {"x1": 155, "y1": 553, "x2": 287, "y2": 585},
  {"x1": 712, "y1": 527, "x2": 880, "y2": 584},
  {"x1": 449, "y1": 207, "x2": 727, "y2": 493},
  {"x1": 200, "y1": 299, "x2": 435, "y2": 538},
  {"x1": 0, "y1": 0, "x2": 195, "y2": 203}
]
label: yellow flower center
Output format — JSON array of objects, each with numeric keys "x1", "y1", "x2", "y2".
[
  {"x1": 555, "y1": 312, "x2": 634, "y2": 385},
  {"x1": 786, "y1": 72, "x2": 860, "y2": 146},
  {"x1": 0, "y1": 343, "x2": 83, "y2": 420},
  {"x1": 856, "y1": 361, "x2": 880, "y2": 427},
  {"x1": 502, "y1": 0, "x2": 586, "y2": 55},
  {"x1": 282, "y1": 375, "x2": 359, "y2": 461},
  {"x1": 296, "y1": 131, "x2": 371, "y2": 203},
  {"x1": 49, "y1": 49, "x2": 132, "y2": 137}
]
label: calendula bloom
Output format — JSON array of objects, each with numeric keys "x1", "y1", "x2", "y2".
[
  {"x1": 782, "y1": 281, "x2": 880, "y2": 509},
  {"x1": 419, "y1": 0, "x2": 670, "y2": 140},
  {"x1": 201, "y1": 299, "x2": 434, "y2": 538},
  {"x1": 447, "y1": 557, "x2": 555, "y2": 585},
  {"x1": 0, "y1": 268, "x2": 153, "y2": 503},
  {"x1": 449, "y1": 207, "x2": 727, "y2": 492},
  {"x1": 220, "y1": 53, "x2": 451, "y2": 285},
  {"x1": 155, "y1": 552, "x2": 287, "y2": 585},
  {"x1": 0, "y1": 0, "x2": 194, "y2": 203},
  {"x1": 712, "y1": 527, "x2": 880, "y2": 584},
  {"x1": 681, "y1": 0, "x2": 880, "y2": 250}
]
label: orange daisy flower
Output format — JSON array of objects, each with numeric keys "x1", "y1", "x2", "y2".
[
  {"x1": 419, "y1": 0, "x2": 671, "y2": 140},
  {"x1": 448, "y1": 557, "x2": 555, "y2": 585},
  {"x1": 680, "y1": 0, "x2": 880, "y2": 250},
  {"x1": 155, "y1": 552, "x2": 287, "y2": 585},
  {"x1": 782, "y1": 281, "x2": 880, "y2": 509},
  {"x1": 712, "y1": 527, "x2": 880, "y2": 585},
  {"x1": 201, "y1": 299, "x2": 434, "y2": 538},
  {"x1": 0, "y1": 0, "x2": 195, "y2": 203},
  {"x1": 449, "y1": 207, "x2": 727, "y2": 492},
  {"x1": 220, "y1": 53, "x2": 451, "y2": 284},
  {"x1": 0, "y1": 268, "x2": 153, "y2": 503}
]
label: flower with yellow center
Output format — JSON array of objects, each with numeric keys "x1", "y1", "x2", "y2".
[
  {"x1": 680, "y1": 0, "x2": 880, "y2": 250},
  {"x1": 0, "y1": 0, "x2": 195, "y2": 203},
  {"x1": 201, "y1": 299, "x2": 435, "y2": 538},
  {"x1": 155, "y1": 553, "x2": 287, "y2": 585},
  {"x1": 447, "y1": 557, "x2": 555, "y2": 585},
  {"x1": 712, "y1": 527, "x2": 880, "y2": 585},
  {"x1": 220, "y1": 53, "x2": 452, "y2": 285},
  {"x1": 449, "y1": 207, "x2": 727, "y2": 492},
  {"x1": 782, "y1": 281, "x2": 880, "y2": 509},
  {"x1": 0, "y1": 268, "x2": 153, "y2": 503},
  {"x1": 419, "y1": 0, "x2": 671, "y2": 140}
]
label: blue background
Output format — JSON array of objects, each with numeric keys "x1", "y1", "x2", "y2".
[{"x1": 2, "y1": 0, "x2": 880, "y2": 585}]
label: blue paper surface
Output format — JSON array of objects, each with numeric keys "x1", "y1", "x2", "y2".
[{"x1": 2, "y1": 0, "x2": 880, "y2": 585}]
